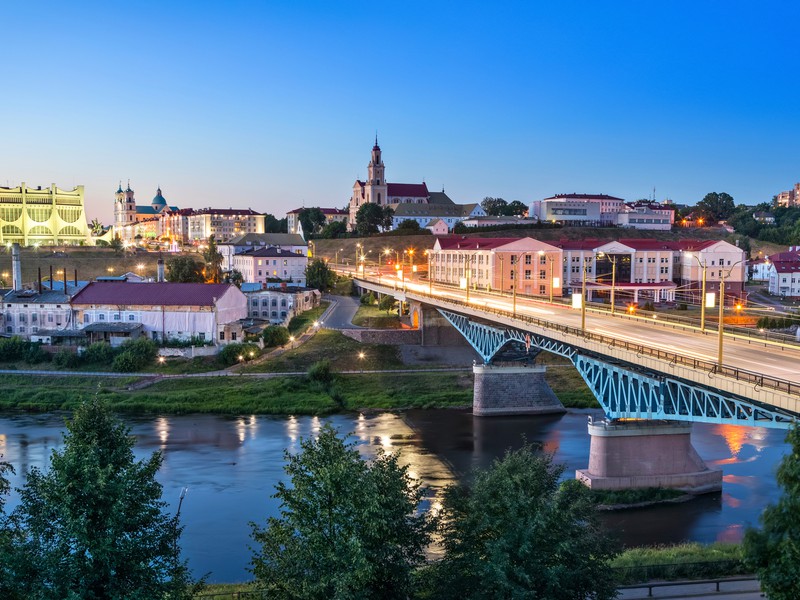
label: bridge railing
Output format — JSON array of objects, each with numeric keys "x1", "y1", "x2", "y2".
[{"x1": 397, "y1": 288, "x2": 800, "y2": 399}]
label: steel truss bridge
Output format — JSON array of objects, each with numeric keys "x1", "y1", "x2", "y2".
[{"x1": 353, "y1": 278, "x2": 800, "y2": 429}]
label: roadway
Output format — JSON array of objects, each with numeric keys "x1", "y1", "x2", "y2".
[{"x1": 353, "y1": 271, "x2": 800, "y2": 389}]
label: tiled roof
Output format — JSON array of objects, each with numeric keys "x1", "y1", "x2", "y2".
[
  {"x1": 544, "y1": 193, "x2": 625, "y2": 201},
  {"x1": 427, "y1": 191, "x2": 455, "y2": 205},
  {"x1": 768, "y1": 251, "x2": 800, "y2": 262},
  {"x1": 222, "y1": 233, "x2": 306, "y2": 247},
  {"x1": 4, "y1": 289, "x2": 70, "y2": 304},
  {"x1": 392, "y1": 203, "x2": 466, "y2": 218},
  {"x1": 435, "y1": 236, "x2": 521, "y2": 251},
  {"x1": 71, "y1": 282, "x2": 236, "y2": 306},
  {"x1": 387, "y1": 182, "x2": 429, "y2": 197},
  {"x1": 237, "y1": 247, "x2": 307, "y2": 258},
  {"x1": 193, "y1": 208, "x2": 263, "y2": 216},
  {"x1": 287, "y1": 207, "x2": 347, "y2": 215}
]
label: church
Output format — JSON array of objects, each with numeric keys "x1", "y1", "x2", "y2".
[
  {"x1": 114, "y1": 182, "x2": 179, "y2": 242},
  {"x1": 349, "y1": 138, "x2": 477, "y2": 230}
]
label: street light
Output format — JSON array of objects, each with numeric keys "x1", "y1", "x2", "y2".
[
  {"x1": 355, "y1": 243, "x2": 362, "y2": 272},
  {"x1": 289, "y1": 335, "x2": 295, "y2": 349},
  {"x1": 426, "y1": 250, "x2": 432, "y2": 295},
  {"x1": 717, "y1": 259, "x2": 744, "y2": 367},
  {"x1": 334, "y1": 247, "x2": 343, "y2": 268},
  {"x1": 581, "y1": 262, "x2": 588, "y2": 333},
  {"x1": 358, "y1": 350, "x2": 365, "y2": 372},
  {"x1": 511, "y1": 253, "x2": 523, "y2": 317},
  {"x1": 687, "y1": 253, "x2": 708, "y2": 332},
  {"x1": 597, "y1": 252, "x2": 617, "y2": 315}
]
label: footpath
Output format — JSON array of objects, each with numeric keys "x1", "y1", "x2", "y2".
[{"x1": 618, "y1": 577, "x2": 762, "y2": 599}]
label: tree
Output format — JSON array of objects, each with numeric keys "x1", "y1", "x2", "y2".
[
  {"x1": 166, "y1": 256, "x2": 205, "y2": 283},
  {"x1": 109, "y1": 234, "x2": 124, "y2": 254},
  {"x1": 0, "y1": 459, "x2": 16, "y2": 597},
  {"x1": 427, "y1": 445, "x2": 618, "y2": 600},
  {"x1": 250, "y1": 424, "x2": 434, "y2": 599},
  {"x1": 379, "y1": 294, "x2": 396, "y2": 313},
  {"x1": 225, "y1": 269, "x2": 244, "y2": 288},
  {"x1": 8, "y1": 398, "x2": 200, "y2": 599},
  {"x1": 320, "y1": 220, "x2": 347, "y2": 239},
  {"x1": 381, "y1": 206, "x2": 395, "y2": 231},
  {"x1": 396, "y1": 219, "x2": 422, "y2": 232},
  {"x1": 480, "y1": 197, "x2": 508, "y2": 216},
  {"x1": 744, "y1": 425, "x2": 800, "y2": 600},
  {"x1": 355, "y1": 203, "x2": 385, "y2": 235},
  {"x1": 696, "y1": 192, "x2": 735, "y2": 223},
  {"x1": 89, "y1": 218, "x2": 106, "y2": 236},
  {"x1": 262, "y1": 326, "x2": 290, "y2": 348},
  {"x1": 299, "y1": 208, "x2": 327, "y2": 238},
  {"x1": 505, "y1": 200, "x2": 528, "y2": 216},
  {"x1": 203, "y1": 235, "x2": 224, "y2": 283},
  {"x1": 305, "y1": 258, "x2": 336, "y2": 291},
  {"x1": 264, "y1": 214, "x2": 287, "y2": 233}
]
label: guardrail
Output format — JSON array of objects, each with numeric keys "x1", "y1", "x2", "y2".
[{"x1": 356, "y1": 277, "x2": 800, "y2": 400}]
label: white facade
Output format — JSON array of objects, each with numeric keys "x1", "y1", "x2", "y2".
[
  {"x1": 616, "y1": 206, "x2": 674, "y2": 230},
  {"x1": 187, "y1": 210, "x2": 266, "y2": 242},
  {"x1": 233, "y1": 248, "x2": 308, "y2": 286},
  {"x1": 245, "y1": 289, "x2": 320, "y2": 324},
  {"x1": 3, "y1": 290, "x2": 74, "y2": 337}
]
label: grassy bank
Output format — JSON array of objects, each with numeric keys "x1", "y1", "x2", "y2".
[
  {"x1": 612, "y1": 542, "x2": 746, "y2": 584},
  {"x1": 351, "y1": 304, "x2": 403, "y2": 328},
  {"x1": 0, "y1": 369, "x2": 472, "y2": 414}
]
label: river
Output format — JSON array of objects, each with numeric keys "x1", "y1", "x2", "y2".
[{"x1": 0, "y1": 409, "x2": 788, "y2": 583}]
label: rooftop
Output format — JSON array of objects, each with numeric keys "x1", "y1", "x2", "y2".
[{"x1": 71, "y1": 282, "x2": 237, "y2": 306}]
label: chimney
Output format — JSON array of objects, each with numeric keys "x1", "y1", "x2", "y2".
[
  {"x1": 63, "y1": 266, "x2": 67, "y2": 295},
  {"x1": 74, "y1": 269, "x2": 77, "y2": 286},
  {"x1": 11, "y1": 243, "x2": 22, "y2": 291},
  {"x1": 38, "y1": 267, "x2": 43, "y2": 294},
  {"x1": 157, "y1": 257, "x2": 165, "y2": 282}
]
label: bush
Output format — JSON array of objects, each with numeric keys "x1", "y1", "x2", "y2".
[
  {"x1": 219, "y1": 343, "x2": 261, "y2": 366},
  {"x1": 83, "y1": 342, "x2": 118, "y2": 365},
  {"x1": 25, "y1": 343, "x2": 51, "y2": 365},
  {"x1": 262, "y1": 326, "x2": 290, "y2": 348},
  {"x1": 379, "y1": 294, "x2": 396, "y2": 313},
  {"x1": 0, "y1": 337, "x2": 29, "y2": 362},
  {"x1": 112, "y1": 351, "x2": 142, "y2": 373},
  {"x1": 360, "y1": 292, "x2": 377, "y2": 305},
  {"x1": 53, "y1": 349, "x2": 82, "y2": 369},
  {"x1": 120, "y1": 338, "x2": 158, "y2": 365},
  {"x1": 307, "y1": 360, "x2": 334, "y2": 386}
]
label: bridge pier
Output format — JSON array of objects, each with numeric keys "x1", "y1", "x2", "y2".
[
  {"x1": 473, "y1": 364, "x2": 566, "y2": 417},
  {"x1": 576, "y1": 420, "x2": 722, "y2": 493}
]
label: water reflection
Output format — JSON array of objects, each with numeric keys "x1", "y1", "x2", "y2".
[{"x1": 0, "y1": 410, "x2": 790, "y2": 583}]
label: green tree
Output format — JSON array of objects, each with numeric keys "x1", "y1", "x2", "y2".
[
  {"x1": 505, "y1": 200, "x2": 528, "y2": 216},
  {"x1": 109, "y1": 234, "x2": 124, "y2": 254},
  {"x1": 0, "y1": 459, "x2": 16, "y2": 597},
  {"x1": 397, "y1": 219, "x2": 422, "y2": 232},
  {"x1": 262, "y1": 326, "x2": 290, "y2": 348},
  {"x1": 166, "y1": 256, "x2": 205, "y2": 283},
  {"x1": 250, "y1": 424, "x2": 434, "y2": 599},
  {"x1": 427, "y1": 445, "x2": 617, "y2": 600},
  {"x1": 355, "y1": 203, "x2": 385, "y2": 235},
  {"x1": 480, "y1": 197, "x2": 508, "y2": 216},
  {"x1": 305, "y1": 258, "x2": 336, "y2": 291},
  {"x1": 89, "y1": 218, "x2": 106, "y2": 236},
  {"x1": 379, "y1": 294, "x2": 396, "y2": 313},
  {"x1": 320, "y1": 220, "x2": 347, "y2": 239},
  {"x1": 203, "y1": 235, "x2": 224, "y2": 283},
  {"x1": 696, "y1": 192, "x2": 735, "y2": 223},
  {"x1": 8, "y1": 398, "x2": 200, "y2": 599},
  {"x1": 299, "y1": 208, "x2": 327, "y2": 238},
  {"x1": 744, "y1": 425, "x2": 800, "y2": 600},
  {"x1": 264, "y1": 214, "x2": 287, "y2": 233},
  {"x1": 225, "y1": 269, "x2": 244, "y2": 288},
  {"x1": 381, "y1": 206, "x2": 395, "y2": 231}
]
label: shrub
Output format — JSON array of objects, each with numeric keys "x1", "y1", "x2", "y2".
[
  {"x1": 112, "y1": 351, "x2": 141, "y2": 373},
  {"x1": 120, "y1": 338, "x2": 158, "y2": 365},
  {"x1": 379, "y1": 294, "x2": 396, "y2": 313},
  {"x1": 219, "y1": 343, "x2": 261, "y2": 367},
  {"x1": 83, "y1": 342, "x2": 118, "y2": 365},
  {"x1": 307, "y1": 360, "x2": 334, "y2": 386},
  {"x1": 53, "y1": 349, "x2": 82, "y2": 368},
  {"x1": 0, "y1": 337, "x2": 29, "y2": 362},
  {"x1": 24, "y1": 343, "x2": 51, "y2": 365},
  {"x1": 360, "y1": 292, "x2": 377, "y2": 305},
  {"x1": 262, "y1": 326, "x2": 290, "y2": 348}
]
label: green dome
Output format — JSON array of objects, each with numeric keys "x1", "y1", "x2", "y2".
[{"x1": 151, "y1": 187, "x2": 167, "y2": 207}]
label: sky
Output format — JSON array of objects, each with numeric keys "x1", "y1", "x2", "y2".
[{"x1": 3, "y1": 1, "x2": 800, "y2": 224}]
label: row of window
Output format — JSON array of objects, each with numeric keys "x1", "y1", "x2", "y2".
[
  {"x1": 249, "y1": 310, "x2": 288, "y2": 318},
  {"x1": 251, "y1": 298, "x2": 288, "y2": 307}
]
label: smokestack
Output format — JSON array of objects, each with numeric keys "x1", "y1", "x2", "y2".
[
  {"x1": 63, "y1": 266, "x2": 67, "y2": 295},
  {"x1": 74, "y1": 269, "x2": 77, "y2": 287},
  {"x1": 38, "y1": 267, "x2": 42, "y2": 294},
  {"x1": 157, "y1": 257, "x2": 165, "y2": 283},
  {"x1": 11, "y1": 243, "x2": 22, "y2": 291},
  {"x1": 49, "y1": 265, "x2": 53, "y2": 289}
]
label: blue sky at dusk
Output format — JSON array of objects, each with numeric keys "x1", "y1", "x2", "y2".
[{"x1": 3, "y1": 1, "x2": 799, "y2": 223}]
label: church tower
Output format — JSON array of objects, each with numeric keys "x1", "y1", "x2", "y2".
[
  {"x1": 114, "y1": 180, "x2": 137, "y2": 234},
  {"x1": 366, "y1": 136, "x2": 388, "y2": 206}
]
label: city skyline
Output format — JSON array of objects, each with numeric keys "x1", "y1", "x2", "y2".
[{"x1": 3, "y1": 1, "x2": 800, "y2": 224}]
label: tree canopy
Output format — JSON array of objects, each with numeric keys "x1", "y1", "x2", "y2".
[
  {"x1": 264, "y1": 214, "x2": 288, "y2": 233},
  {"x1": 305, "y1": 258, "x2": 336, "y2": 291},
  {"x1": 744, "y1": 425, "x2": 800, "y2": 600},
  {"x1": 202, "y1": 235, "x2": 224, "y2": 283},
  {"x1": 696, "y1": 192, "x2": 735, "y2": 223},
  {"x1": 299, "y1": 208, "x2": 327, "y2": 237},
  {"x1": 250, "y1": 424, "x2": 434, "y2": 599},
  {"x1": 426, "y1": 445, "x2": 618, "y2": 600},
  {"x1": 320, "y1": 220, "x2": 347, "y2": 239},
  {"x1": 481, "y1": 197, "x2": 508, "y2": 216},
  {"x1": 166, "y1": 256, "x2": 205, "y2": 283},
  {"x1": 355, "y1": 203, "x2": 392, "y2": 235},
  {"x1": 6, "y1": 398, "x2": 200, "y2": 599}
]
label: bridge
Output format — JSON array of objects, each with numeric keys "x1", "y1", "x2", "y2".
[{"x1": 351, "y1": 272, "x2": 800, "y2": 492}]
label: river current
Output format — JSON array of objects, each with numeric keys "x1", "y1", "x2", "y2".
[{"x1": 0, "y1": 409, "x2": 788, "y2": 583}]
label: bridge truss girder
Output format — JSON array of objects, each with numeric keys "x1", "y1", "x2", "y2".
[{"x1": 437, "y1": 308, "x2": 795, "y2": 428}]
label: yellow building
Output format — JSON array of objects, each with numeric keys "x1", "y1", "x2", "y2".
[{"x1": 0, "y1": 183, "x2": 89, "y2": 246}]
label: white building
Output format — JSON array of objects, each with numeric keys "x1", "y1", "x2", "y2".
[
  {"x1": 616, "y1": 204, "x2": 675, "y2": 230},
  {"x1": 244, "y1": 287, "x2": 320, "y2": 324},
  {"x1": 391, "y1": 199, "x2": 484, "y2": 232},
  {"x1": 286, "y1": 207, "x2": 348, "y2": 236},
  {"x1": 71, "y1": 282, "x2": 247, "y2": 345},
  {"x1": 233, "y1": 247, "x2": 308, "y2": 286},
  {"x1": 187, "y1": 209, "x2": 266, "y2": 243},
  {"x1": 3, "y1": 288, "x2": 74, "y2": 337},
  {"x1": 766, "y1": 250, "x2": 800, "y2": 298},
  {"x1": 218, "y1": 233, "x2": 307, "y2": 270}
]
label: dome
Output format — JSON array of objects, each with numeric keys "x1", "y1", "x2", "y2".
[{"x1": 151, "y1": 187, "x2": 167, "y2": 208}]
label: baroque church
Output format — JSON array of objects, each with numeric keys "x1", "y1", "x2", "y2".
[
  {"x1": 113, "y1": 182, "x2": 180, "y2": 242},
  {"x1": 348, "y1": 138, "x2": 484, "y2": 231}
]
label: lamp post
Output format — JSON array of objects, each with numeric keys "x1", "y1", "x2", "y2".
[
  {"x1": 355, "y1": 243, "x2": 361, "y2": 272},
  {"x1": 512, "y1": 254, "x2": 521, "y2": 317},
  {"x1": 581, "y1": 262, "x2": 587, "y2": 334},
  {"x1": 717, "y1": 260, "x2": 744, "y2": 367},
  {"x1": 465, "y1": 254, "x2": 472, "y2": 303},
  {"x1": 498, "y1": 254, "x2": 505, "y2": 296},
  {"x1": 597, "y1": 252, "x2": 617, "y2": 315},
  {"x1": 334, "y1": 247, "x2": 343, "y2": 269},
  {"x1": 687, "y1": 253, "x2": 707, "y2": 332},
  {"x1": 548, "y1": 256, "x2": 555, "y2": 304},
  {"x1": 426, "y1": 250, "x2": 432, "y2": 295}
]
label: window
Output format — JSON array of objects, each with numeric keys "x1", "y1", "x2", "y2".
[
  {"x1": 113, "y1": 313, "x2": 121, "y2": 321},
  {"x1": 252, "y1": 300, "x2": 258, "y2": 307},
  {"x1": 48, "y1": 314, "x2": 53, "y2": 322},
  {"x1": 19, "y1": 315, "x2": 26, "y2": 323},
  {"x1": 5, "y1": 326, "x2": 10, "y2": 333},
  {"x1": 524, "y1": 270, "x2": 532, "y2": 280},
  {"x1": 524, "y1": 255, "x2": 532, "y2": 265},
  {"x1": 99, "y1": 314, "x2": 105, "y2": 321},
  {"x1": 128, "y1": 314, "x2": 135, "y2": 321},
  {"x1": 539, "y1": 285, "x2": 546, "y2": 295},
  {"x1": 271, "y1": 311, "x2": 278, "y2": 318},
  {"x1": 199, "y1": 333, "x2": 205, "y2": 341},
  {"x1": 539, "y1": 270, "x2": 546, "y2": 279},
  {"x1": 219, "y1": 331, "x2": 225, "y2": 341},
  {"x1": 31, "y1": 314, "x2": 37, "y2": 322}
]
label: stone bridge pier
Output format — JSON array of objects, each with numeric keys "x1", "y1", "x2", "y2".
[
  {"x1": 576, "y1": 420, "x2": 722, "y2": 493},
  {"x1": 473, "y1": 364, "x2": 565, "y2": 417}
]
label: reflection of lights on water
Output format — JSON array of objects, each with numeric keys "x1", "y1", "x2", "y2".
[
  {"x1": 717, "y1": 523, "x2": 743, "y2": 543},
  {"x1": 711, "y1": 424, "x2": 769, "y2": 460},
  {"x1": 311, "y1": 416, "x2": 321, "y2": 436},
  {"x1": 356, "y1": 413, "x2": 366, "y2": 439},
  {"x1": 287, "y1": 415, "x2": 298, "y2": 443},
  {"x1": 380, "y1": 435, "x2": 393, "y2": 450},
  {"x1": 0, "y1": 434, "x2": 6, "y2": 447},
  {"x1": 236, "y1": 418, "x2": 246, "y2": 443},
  {"x1": 157, "y1": 417, "x2": 169, "y2": 446}
]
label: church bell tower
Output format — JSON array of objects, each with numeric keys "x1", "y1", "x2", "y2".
[{"x1": 366, "y1": 136, "x2": 388, "y2": 205}]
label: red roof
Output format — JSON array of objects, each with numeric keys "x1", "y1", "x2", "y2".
[
  {"x1": 435, "y1": 236, "x2": 521, "y2": 250},
  {"x1": 71, "y1": 282, "x2": 236, "y2": 306},
  {"x1": 387, "y1": 182, "x2": 429, "y2": 197},
  {"x1": 194, "y1": 208, "x2": 262, "y2": 216},
  {"x1": 768, "y1": 250, "x2": 800, "y2": 262},
  {"x1": 544, "y1": 193, "x2": 625, "y2": 201},
  {"x1": 287, "y1": 207, "x2": 347, "y2": 215}
]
